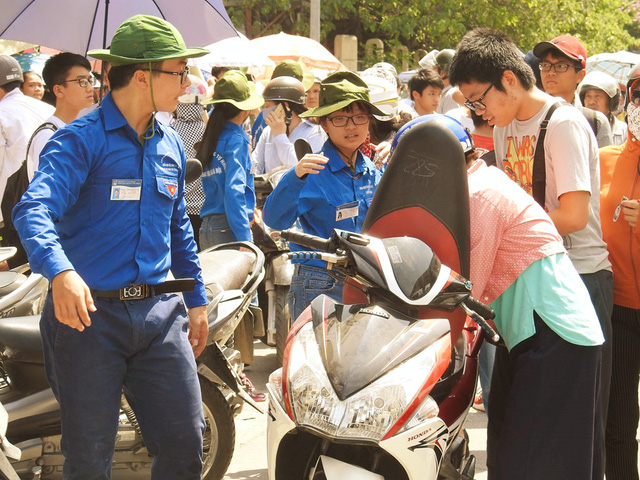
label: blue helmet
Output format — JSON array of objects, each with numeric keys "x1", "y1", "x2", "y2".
[{"x1": 392, "y1": 114, "x2": 475, "y2": 155}]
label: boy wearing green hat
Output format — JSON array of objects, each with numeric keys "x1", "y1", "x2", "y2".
[
  {"x1": 14, "y1": 15, "x2": 211, "y2": 479},
  {"x1": 263, "y1": 70, "x2": 384, "y2": 321}
]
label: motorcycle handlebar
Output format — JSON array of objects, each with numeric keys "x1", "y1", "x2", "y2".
[
  {"x1": 463, "y1": 296, "x2": 496, "y2": 321},
  {"x1": 280, "y1": 230, "x2": 333, "y2": 252}
]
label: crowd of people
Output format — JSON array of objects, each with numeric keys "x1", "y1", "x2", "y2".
[{"x1": 0, "y1": 13, "x2": 637, "y2": 480}]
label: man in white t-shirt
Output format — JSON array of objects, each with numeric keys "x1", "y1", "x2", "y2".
[
  {"x1": 26, "y1": 52, "x2": 96, "y2": 180},
  {"x1": 0, "y1": 55, "x2": 54, "y2": 221},
  {"x1": 450, "y1": 28, "x2": 611, "y2": 480}
]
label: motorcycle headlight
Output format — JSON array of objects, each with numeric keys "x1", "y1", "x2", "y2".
[{"x1": 286, "y1": 322, "x2": 441, "y2": 442}]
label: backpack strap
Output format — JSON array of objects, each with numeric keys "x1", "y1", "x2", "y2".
[
  {"x1": 532, "y1": 102, "x2": 567, "y2": 208},
  {"x1": 24, "y1": 121, "x2": 58, "y2": 164}
]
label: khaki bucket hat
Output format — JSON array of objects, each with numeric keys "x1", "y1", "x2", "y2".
[
  {"x1": 300, "y1": 70, "x2": 386, "y2": 118},
  {"x1": 88, "y1": 15, "x2": 210, "y2": 66}
]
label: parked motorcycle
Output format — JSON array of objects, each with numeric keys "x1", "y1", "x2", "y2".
[
  {"x1": 0, "y1": 400, "x2": 20, "y2": 480},
  {"x1": 0, "y1": 247, "x2": 48, "y2": 320},
  {"x1": 253, "y1": 166, "x2": 295, "y2": 364},
  {"x1": 265, "y1": 120, "x2": 499, "y2": 479},
  {"x1": 0, "y1": 241, "x2": 265, "y2": 480}
]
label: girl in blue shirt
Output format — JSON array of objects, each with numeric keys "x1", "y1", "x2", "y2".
[
  {"x1": 263, "y1": 70, "x2": 386, "y2": 321},
  {"x1": 197, "y1": 70, "x2": 264, "y2": 248}
]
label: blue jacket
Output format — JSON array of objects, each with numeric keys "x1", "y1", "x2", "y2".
[
  {"x1": 200, "y1": 121, "x2": 255, "y2": 242},
  {"x1": 263, "y1": 140, "x2": 381, "y2": 267},
  {"x1": 13, "y1": 93, "x2": 207, "y2": 308}
]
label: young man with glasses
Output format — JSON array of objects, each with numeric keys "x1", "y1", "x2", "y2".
[
  {"x1": 13, "y1": 15, "x2": 210, "y2": 479},
  {"x1": 263, "y1": 70, "x2": 385, "y2": 322},
  {"x1": 534, "y1": 35, "x2": 613, "y2": 148},
  {"x1": 450, "y1": 28, "x2": 609, "y2": 480}
]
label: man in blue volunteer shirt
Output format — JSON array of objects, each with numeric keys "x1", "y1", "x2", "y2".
[{"x1": 13, "y1": 15, "x2": 210, "y2": 479}]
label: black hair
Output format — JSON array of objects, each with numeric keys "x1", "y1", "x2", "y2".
[
  {"x1": 369, "y1": 111, "x2": 412, "y2": 144},
  {"x1": 1, "y1": 81, "x2": 21, "y2": 93},
  {"x1": 108, "y1": 61, "x2": 165, "y2": 91},
  {"x1": 449, "y1": 28, "x2": 536, "y2": 93},
  {"x1": 196, "y1": 102, "x2": 243, "y2": 169},
  {"x1": 42, "y1": 53, "x2": 91, "y2": 89},
  {"x1": 211, "y1": 66, "x2": 229, "y2": 79},
  {"x1": 408, "y1": 69, "x2": 443, "y2": 98},
  {"x1": 276, "y1": 100, "x2": 307, "y2": 117}
]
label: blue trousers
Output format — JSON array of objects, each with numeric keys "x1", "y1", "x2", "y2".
[
  {"x1": 288, "y1": 264, "x2": 344, "y2": 322},
  {"x1": 200, "y1": 214, "x2": 238, "y2": 250},
  {"x1": 40, "y1": 292, "x2": 205, "y2": 480}
]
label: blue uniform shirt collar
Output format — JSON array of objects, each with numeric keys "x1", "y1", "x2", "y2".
[
  {"x1": 223, "y1": 121, "x2": 250, "y2": 142},
  {"x1": 101, "y1": 92, "x2": 164, "y2": 138},
  {"x1": 324, "y1": 141, "x2": 373, "y2": 176}
]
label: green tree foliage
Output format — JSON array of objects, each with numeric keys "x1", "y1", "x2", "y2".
[{"x1": 225, "y1": 0, "x2": 639, "y2": 69}]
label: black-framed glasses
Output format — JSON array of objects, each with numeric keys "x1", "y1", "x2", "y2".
[
  {"x1": 464, "y1": 84, "x2": 493, "y2": 112},
  {"x1": 150, "y1": 65, "x2": 190, "y2": 84},
  {"x1": 326, "y1": 114, "x2": 370, "y2": 127},
  {"x1": 61, "y1": 76, "x2": 97, "y2": 88},
  {"x1": 538, "y1": 62, "x2": 580, "y2": 73}
]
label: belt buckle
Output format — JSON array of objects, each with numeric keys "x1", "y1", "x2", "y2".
[{"x1": 119, "y1": 284, "x2": 148, "y2": 300}]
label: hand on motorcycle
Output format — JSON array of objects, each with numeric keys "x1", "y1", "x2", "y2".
[
  {"x1": 295, "y1": 153, "x2": 328, "y2": 178},
  {"x1": 188, "y1": 304, "x2": 208, "y2": 358},
  {"x1": 51, "y1": 270, "x2": 96, "y2": 331},
  {"x1": 622, "y1": 199, "x2": 640, "y2": 228},
  {"x1": 375, "y1": 141, "x2": 391, "y2": 165},
  {"x1": 266, "y1": 104, "x2": 287, "y2": 137}
]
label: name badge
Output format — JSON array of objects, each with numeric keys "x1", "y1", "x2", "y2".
[
  {"x1": 111, "y1": 179, "x2": 142, "y2": 201},
  {"x1": 336, "y1": 201, "x2": 359, "y2": 221}
]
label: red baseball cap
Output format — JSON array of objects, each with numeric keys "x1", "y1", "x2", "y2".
[{"x1": 533, "y1": 35, "x2": 587, "y2": 69}]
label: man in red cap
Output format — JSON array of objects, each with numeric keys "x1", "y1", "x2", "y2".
[{"x1": 534, "y1": 34, "x2": 613, "y2": 148}]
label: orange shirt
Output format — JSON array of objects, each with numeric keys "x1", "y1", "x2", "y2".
[{"x1": 600, "y1": 135, "x2": 640, "y2": 309}]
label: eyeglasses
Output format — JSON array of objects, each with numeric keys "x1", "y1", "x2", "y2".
[
  {"x1": 325, "y1": 114, "x2": 370, "y2": 127},
  {"x1": 538, "y1": 62, "x2": 580, "y2": 73},
  {"x1": 150, "y1": 65, "x2": 190, "y2": 84},
  {"x1": 62, "y1": 76, "x2": 97, "y2": 88},
  {"x1": 464, "y1": 84, "x2": 493, "y2": 112}
]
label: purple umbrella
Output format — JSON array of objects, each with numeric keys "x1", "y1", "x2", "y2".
[{"x1": 0, "y1": 0, "x2": 238, "y2": 54}]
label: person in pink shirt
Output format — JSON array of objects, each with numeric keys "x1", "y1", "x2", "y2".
[{"x1": 406, "y1": 114, "x2": 605, "y2": 479}]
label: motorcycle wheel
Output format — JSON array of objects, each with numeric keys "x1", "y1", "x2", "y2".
[
  {"x1": 200, "y1": 378, "x2": 235, "y2": 480},
  {"x1": 275, "y1": 285, "x2": 291, "y2": 365}
]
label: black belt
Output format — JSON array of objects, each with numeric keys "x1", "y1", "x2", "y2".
[{"x1": 92, "y1": 279, "x2": 196, "y2": 301}]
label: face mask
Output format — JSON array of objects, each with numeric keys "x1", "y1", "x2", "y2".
[{"x1": 627, "y1": 102, "x2": 640, "y2": 141}]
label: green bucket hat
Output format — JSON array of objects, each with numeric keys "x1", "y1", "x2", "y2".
[
  {"x1": 300, "y1": 70, "x2": 386, "y2": 118},
  {"x1": 272, "y1": 60, "x2": 315, "y2": 91},
  {"x1": 204, "y1": 70, "x2": 264, "y2": 111},
  {"x1": 88, "y1": 15, "x2": 210, "y2": 66}
]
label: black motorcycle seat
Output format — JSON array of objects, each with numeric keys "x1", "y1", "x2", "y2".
[
  {"x1": 198, "y1": 250, "x2": 256, "y2": 292},
  {"x1": 0, "y1": 315, "x2": 43, "y2": 362}
]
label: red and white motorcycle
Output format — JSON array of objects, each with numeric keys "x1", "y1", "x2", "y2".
[{"x1": 265, "y1": 118, "x2": 498, "y2": 479}]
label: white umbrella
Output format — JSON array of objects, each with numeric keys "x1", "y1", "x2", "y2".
[
  {"x1": 251, "y1": 32, "x2": 345, "y2": 76},
  {"x1": 586, "y1": 51, "x2": 640, "y2": 85},
  {"x1": 0, "y1": 0, "x2": 238, "y2": 54},
  {"x1": 192, "y1": 33, "x2": 274, "y2": 70}
]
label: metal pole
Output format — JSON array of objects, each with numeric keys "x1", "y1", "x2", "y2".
[{"x1": 310, "y1": 0, "x2": 320, "y2": 42}]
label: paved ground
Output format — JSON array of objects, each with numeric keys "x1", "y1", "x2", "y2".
[{"x1": 223, "y1": 340, "x2": 489, "y2": 479}]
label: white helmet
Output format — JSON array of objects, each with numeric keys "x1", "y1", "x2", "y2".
[
  {"x1": 178, "y1": 74, "x2": 209, "y2": 104},
  {"x1": 579, "y1": 71, "x2": 620, "y2": 112},
  {"x1": 361, "y1": 75, "x2": 399, "y2": 121}
]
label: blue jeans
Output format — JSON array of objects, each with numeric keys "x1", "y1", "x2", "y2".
[
  {"x1": 200, "y1": 214, "x2": 237, "y2": 250},
  {"x1": 288, "y1": 264, "x2": 344, "y2": 322},
  {"x1": 40, "y1": 292, "x2": 205, "y2": 480},
  {"x1": 478, "y1": 341, "x2": 496, "y2": 412}
]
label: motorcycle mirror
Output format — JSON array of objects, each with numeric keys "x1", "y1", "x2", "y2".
[
  {"x1": 294, "y1": 138, "x2": 312, "y2": 161},
  {"x1": 185, "y1": 158, "x2": 203, "y2": 184}
]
